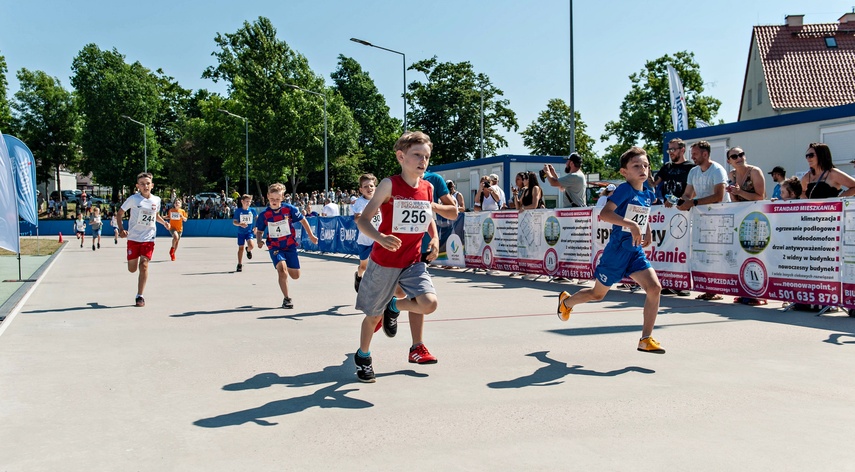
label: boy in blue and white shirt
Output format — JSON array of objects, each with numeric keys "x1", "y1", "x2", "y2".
[{"x1": 555, "y1": 146, "x2": 666, "y2": 354}]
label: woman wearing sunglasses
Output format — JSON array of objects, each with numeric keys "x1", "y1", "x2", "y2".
[
  {"x1": 726, "y1": 148, "x2": 765, "y2": 201},
  {"x1": 801, "y1": 143, "x2": 855, "y2": 199}
]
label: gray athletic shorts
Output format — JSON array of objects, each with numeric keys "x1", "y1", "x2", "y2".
[{"x1": 355, "y1": 259, "x2": 435, "y2": 316}]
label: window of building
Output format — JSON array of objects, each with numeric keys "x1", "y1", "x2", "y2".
[
  {"x1": 747, "y1": 90, "x2": 752, "y2": 111},
  {"x1": 826, "y1": 36, "x2": 838, "y2": 48},
  {"x1": 757, "y1": 83, "x2": 762, "y2": 105}
]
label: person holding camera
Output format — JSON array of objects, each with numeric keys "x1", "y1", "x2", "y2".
[
  {"x1": 543, "y1": 153, "x2": 587, "y2": 207},
  {"x1": 473, "y1": 174, "x2": 503, "y2": 212}
]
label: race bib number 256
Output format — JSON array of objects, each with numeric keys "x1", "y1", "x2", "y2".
[{"x1": 392, "y1": 200, "x2": 432, "y2": 234}]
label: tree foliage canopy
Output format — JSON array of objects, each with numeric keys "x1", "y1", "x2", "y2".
[
  {"x1": 11, "y1": 68, "x2": 81, "y2": 188},
  {"x1": 601, "y1": 51, "x2": 721, "y2": 169},
  {"x1": 407, "y1": 57, "x2": 518, "y2": 165},
  {"x1": 331, "y1": 54, "x2": 401, "y2": 181}
]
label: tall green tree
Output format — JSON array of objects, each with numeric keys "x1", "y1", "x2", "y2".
[
  {"x1": 521, "y1": 99, "x2": 615, "y2": 179},
  {"x1": 11, "y1": 69, "x2": 82, "y2": 190},
  {"x1": 407, "y1": 57, "x2": 518, "y2": 165},
  {"x1": 331, "y1": 54, "x2": 401, "y2": 181},
  {"x1": 0, "y1": 53, "x2": 13, "y2": 131},
  {"x1": 600, "y1": 51, "x2": 721, "y2": 169},
  {"x1": 71, "y1": 44, "x2": 161, "y2": 200},
  {"x1": 203, "y1": 16, "x2": 357, "y2": 195}
]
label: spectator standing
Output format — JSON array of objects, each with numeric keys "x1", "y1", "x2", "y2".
[
  {"x1": 518, "y1": 171, "x2": 545, "y2": 211},
  {"x1": 654, "y1": 138, "x2": 696, "y2": 208},
  {"x1": 595, "y1": 184, "x2": 616, "y2": 208},
  {"x1": 726, "y1": 147, "x2": 766, "y2": 202},
  {"x1": 446, "y1": 180, "x2": 465, "y2": 213},
  {"x1": 322, "y1": 197, "x2": 340, "y2": 217},
  {"x1": 779, "y1": 176, "x2": 802, "y2": 200},
  {"x1": 801, "y1": 143, "x2": 855, "y2": 199},
  {"x1": 544, "y1": 152, "x2": 587, "y2": 207},
  {"x1": 473, "y1": 175, "x2": 501, "y2": 212},
  {"x1": 768, "y1": 166, "x2": 786, "y2": 200},
  {"x1": 677, "y1": 141, "x2": 730, "y2": 301}
]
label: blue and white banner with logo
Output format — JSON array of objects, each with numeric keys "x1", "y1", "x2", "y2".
[
  {"x1": 4, "y1": 135, "x2": 38, "y2": 227},
  {"x1": 667, "y1": 64, "x2": 689, "y2": 132},
  {"x1": 0, "y1": 133, "x2": 20, "y2": 253}
]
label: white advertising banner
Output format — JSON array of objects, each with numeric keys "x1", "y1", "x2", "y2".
[
  {"x1": 592, "y1": 206, "x2": 691, "y2": 288},
  {"x1": 548, "y1": 208, "x2": 594, "y2": 280},
  {"x1": 516, "y1": 209, "x2": 553, "y2": 275},
  {"x1": 838, "y1": 199, "x2": 855, "y2": 308},
  {"x1": 462, "y1": 210, "x2": 519, "y2": 272},
  {"x1": 691, "y1": 200, "x2": 841, "y2": 304}
]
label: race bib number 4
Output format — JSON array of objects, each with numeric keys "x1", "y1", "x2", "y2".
[
  {"x1": 267, "y1": 218, "x2": 291, "y2": 237},
  {"x1": 392, "y1": 200, "x2": 432, "y2": 234},
  {"x1": 622, "y1": 204, "x2": 650, "y2": 234},
  {"x1": 136, "y1": 209, "x2": 156, "y2": 227}
]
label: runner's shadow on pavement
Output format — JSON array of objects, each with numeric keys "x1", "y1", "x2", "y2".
[
  {"x1": 24, "y1": 301, "x2": 123, "y2": 314},
  {"x1": 487, "y1": 351, "x2": 654, "y2": 389},
  {"x1": 194, "y1": 354, "x2": 427, "y2": 428},
  {"x1": 823, "y1": 333, "x2": 855, "y2": 345},
  {"x1": 257, "y1": 304, "x2": 359, "y2": 321},
  {"x1": 171, "y1": 305, "x2": 277, "y2": 317}
]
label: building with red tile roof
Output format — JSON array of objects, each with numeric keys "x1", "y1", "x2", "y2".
[{"x1": 740, "y1": 12, "x2": 855, "y2": 121}]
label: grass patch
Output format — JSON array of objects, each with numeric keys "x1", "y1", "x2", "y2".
[{"x1": 0, "y1": 237, "x2": 63, "y2": 256}]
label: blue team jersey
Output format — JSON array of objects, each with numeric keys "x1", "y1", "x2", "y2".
[
  {"x1": 255, "y1": 203, "x2": 304, "y2": 250},
  {"x1": 607, "y1": 182, "x2": 655, "y2": 245},
  {"x1": 233, "y1": 207, "x2": 257, "y2": 235}
]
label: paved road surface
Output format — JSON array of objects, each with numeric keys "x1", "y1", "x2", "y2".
[{"x1": 1, "y1": 238, "x2": 853, "y2": 471}]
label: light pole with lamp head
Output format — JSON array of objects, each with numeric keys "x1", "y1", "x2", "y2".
[
  {"x1": 121, "y1": 115, "x2": 147, "y2": 172},
  {"x1": 349, "y1": 37, "x2": 407, "y2": 132},
  {"x1": 285, "y1": 84, "x2": 328, "y2": 197},
  {"x1": 218, "y1": 109, "x2": 250, "y2": 195}
]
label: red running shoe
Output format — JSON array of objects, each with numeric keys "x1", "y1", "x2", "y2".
[
  {"x1": 408, "y1": 343, "x2": 437, "y2": 364},
  {"x1": 169, "y1": 247, "x2": 176, "y2": 261}
]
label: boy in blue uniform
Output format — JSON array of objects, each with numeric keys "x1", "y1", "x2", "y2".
[
  {"x1": 556, "y1": 146, "x2": 665, "y2": 353},
  {"x1": 233, "y1": 194, "x2": 257, "y2": 273},
  {"x1": 254, "y1": 183, "x2": 318, "y2": 308}
]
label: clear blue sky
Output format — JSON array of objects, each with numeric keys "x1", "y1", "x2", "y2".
[{"x1": 2, "y1": 0, "x2": 852, "y2": 156}]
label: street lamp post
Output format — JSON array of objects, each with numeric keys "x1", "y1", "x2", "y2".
[
  {"x1": 218, "y1": 109, "x2": 250, "y2": 195},
  {"x1": 121, "y1": 115, "x2": 147, "y2": 172},
  {"x1": 286, "y1": 85, "x2": 328, "y2": 196},
  {"x1": 350, "y1": 37, "x2": 407, "y2": 132}
]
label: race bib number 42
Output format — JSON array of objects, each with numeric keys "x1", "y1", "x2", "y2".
[
  {"x1": 392, "y1": 200, "x2": 432, "y2": 234},
  {"x1": 622, "y1": 204, "x2": 650, "y2": 234}
]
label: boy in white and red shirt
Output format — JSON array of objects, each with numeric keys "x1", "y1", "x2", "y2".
[{"x1": 116, "y1": 172, "x2": 169, "y2": 307}]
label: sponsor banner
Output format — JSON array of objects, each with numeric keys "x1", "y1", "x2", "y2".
[
  {"x1": 462, "y1": 210, "x2": 520, "y2": 271},
  {"x1": 840, "y1": 198, "x2": 855, "y2": 308},
  {"x1": 691, "y1": 200, "x2": 841, "y2": 302},
  {"x1": 0, "y1": 133, "x2": 18, "y2": 253},
  {"x1": 550, "y1": 208, "x2": 594, "y2": 279},
  {"x1": 516, "y1": 209, "x2": 553, "y2": 274},
  {"x1": 434, "y1": 214, "x2": 466, "y2": 267},
  {"x1": 336, "y1": 216, "x2": 359, "y2": 255},
  {"x1": 591, "y1": 206, "x2": 690, "y2": 287},
  {"x1": 667, "y1": 64, "x2": 689, "y2": 132}
]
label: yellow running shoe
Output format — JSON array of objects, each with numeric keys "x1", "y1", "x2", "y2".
[
  {"x1": 557, "y1": 291, "x2": 572, "y2": 321},
  {"x1": 637, "y1": 336, "x2": 665, "y2": 354}
]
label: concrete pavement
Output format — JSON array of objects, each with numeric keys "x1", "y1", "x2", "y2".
[{"x1": 1, "y1": 237, "x2": 854, "y2": 471}]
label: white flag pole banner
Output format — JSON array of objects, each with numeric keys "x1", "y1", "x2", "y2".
[
  {"x1": 690, "y1": 200, "x2": 841, "y2": 304},
  {"x1": 667, "y1": 64, "x2": 689, "y2": 132},
  {"x1": 0, "y1": 132, "x2": 21, "y2": 253},
  {"x1": 591, "y1": 206, "x2": 691, "y2": 288}
]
